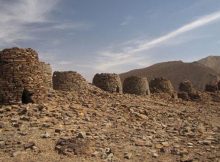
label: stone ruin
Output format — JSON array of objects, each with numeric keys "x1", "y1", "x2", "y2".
[
  {"x1": 123, "y1": 76, "x2": 150, "y2": 96},
  {"x1": 149, "y1": 77, "x2": 175, "y2": 95},
  {"x1": 41, "y1": 62, "x2": 52, "y2": 88},
  {"x1": 218, "y1": 81, "x2": 220, "y2": 90},
  {"x1": 53, "y1": 71, "x2": 88, "y2": 92},
  {"x1": 205, "y1": 83, "x2": 218, "y2": 92},
  {"x1": 92, "y1": 73, "x2": 122, "y2": 93},
  {"x1": 0, "y1": 47, "x2": 52, "y2": 104},
  {"x1": 178, "y1": 80, "x2": 201, "y2": 101}
]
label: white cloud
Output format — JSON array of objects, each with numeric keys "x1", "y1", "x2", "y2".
[
  {"x1": 120, "y1": 16, "x2": 133, "y2": 26},
  {"x1": 0, "y1": 0, "x2": 92, "y2": 47},
  {"x1": 0, "y1": 0, "x2": 60, "y2": 46},
  {"x1": 95, "y1": 11, "x2": 220, "y2": 71}
]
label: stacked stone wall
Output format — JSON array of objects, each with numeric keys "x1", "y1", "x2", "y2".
[
  {"x1": 178, "y1": 80, "x2": 201, "y2": 101},
  {"x1": 123, "y1": 76, "x2": 150, "y2": 95},
  {"x1": 53, "y1": 71, "x2": 88, "y2": 92},
  {"x1": 92, "y1": 73, "x2": 122, "y2": 93},
  {"x1": 149, "y1": 77, "x2": 174, "y2": 94},
  {"x1": 0, "y1": 47, "x2": 52, "y2": 104}
]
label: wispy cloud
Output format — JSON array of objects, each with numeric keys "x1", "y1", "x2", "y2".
[
  {"x1": 0, "y1": 0, "x2": 60, "y2": 46},
  {"x1": 0, "y1": 0, "x2": 92, "y2": 47},
  {"x1": 120, "y1": 16, "x2": 133, "y2": 26},
  {"x1": 96, "y1": 11, "x2": 220, "y2": 71}
]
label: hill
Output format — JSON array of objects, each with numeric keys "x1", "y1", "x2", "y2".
[
  {"x1": 0, "y1": 81, "x2": 220, "y2": 162},
  {"x1": 197, "y1": 56, "x2": 220, "y2": 74},
  {"x1": 120, "y1": 61, "x2": 220, "y2": 91}
]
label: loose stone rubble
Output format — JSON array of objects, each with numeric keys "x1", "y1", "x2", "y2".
[
  {"x1": 0, "y1": 85, "x2": 219, "y2": 162},
  {"x1": 92, "y1": 73, "x2": 122, "y2": 93},
  {"x1": 123, "y1": 76, "x2": 150, "y2": 95},
  {"x1": 0, "y1": 48, "x2": 220, "y2": 162}
]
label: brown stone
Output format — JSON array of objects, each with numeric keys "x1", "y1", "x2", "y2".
[
  {"x1": 53, "y1": 71, "x2": 88, "y2": 92},
  {"x1": 0, "y1": 47, "x2": 52, "y2": 105},
  {"x1": 218, "y1": 81, "x2": 220, "y2": 90},
  {"x1": 178, "y1": 80, "x2": 201, "y2": 101},
  {"x1": 92, "y1": 73, "x2": 122, "y2": 93},
  {"x1": 123, "y1": 76, "x2": 150, "y2": 95},
  {"x1": 179, "y1": 80, "x2": 196, "y2": 94},
  {"x1": 205, "y1": 83, "x2": 218, "y2": 92},
  {"x1": 149, "y1": 77, "x2": 174, "y2": 94},
  {"x1": 55, "y1": 137, "x2": 90, "y2": 156}
]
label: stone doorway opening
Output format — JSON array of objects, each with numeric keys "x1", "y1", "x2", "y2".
[{"x1": 22, "y1": 89, "x2": 34, "y2": 104}]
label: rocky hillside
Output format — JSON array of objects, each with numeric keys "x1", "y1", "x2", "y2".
[
  {"x1": 120, "y1": 61, "x2": 220, "y2": 91},
  {"x1": 0, "y1": 83, "x2": 220, "y2": 162},
  {"x1": 197, "y1": 56, "x2": 220, "y2": 74}
]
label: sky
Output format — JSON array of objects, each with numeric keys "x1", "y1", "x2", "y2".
[{"x1": 0, "y1": 0, "x2": 220, "y2": 81}]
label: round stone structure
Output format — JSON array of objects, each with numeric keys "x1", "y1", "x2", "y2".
[
  {"x1": 123, "y1": 76, "x2": 150, "y2": 95},
  {"x1": 205, "y1": 83, "x2": 218, "y2": 92},
  {"x1": 218, "y1": 81, "x2": 220, "y2": 91},
  {"x1": 0, "y1": 47, "x2": 52, "y2": 104},
  {"x1": 53, "y1": 71, "x2": 88, "y2": 91},
  {"x1": 92, "y1": 73, "x2": 122, "y2": 93},
  {"x1": 179, "y1": 80, "x2": 196, "y2": 94},
  {"x1": 149, "y1": 77, "x2": 174, "y2": 94},
  {"x1": 178, "y1": 80, "x2": 201, "y2": 101}
]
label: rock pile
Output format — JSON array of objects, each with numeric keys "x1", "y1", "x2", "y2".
[
  {"x1": 0, "y1": 84, "x2": 219, "y2": 162},
  {"x1": 149, "y1": 78, "x2": 174, "y2": 94},
  {"x1": 123, "y1": 76, "x2": 150, "y2": 95},
  {"x1": 0, "y1": 47, "x2": 52, "y2": 104},
  {"x1": 55, "y1": 137, "x2": 90, "y2": 156},
  {"x1": 53, "y1": 71, "x2": 88, "y2": 92},
  {"x1": 178, "y1": 80, "x2": 201, "y2": 101},
  {"x1": 92, "y1": 73, "x2": 122, "y2": 93},
  {"x1": 218, "y1": 81, "x2": 220, "y2": 90},
  {"x1": 205, "y1": 83, "x2": 218, "y2": 92}
]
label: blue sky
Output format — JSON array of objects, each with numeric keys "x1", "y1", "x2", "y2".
[{"x1": 0, "y1": 0, "x2": 220, "y2": 80}]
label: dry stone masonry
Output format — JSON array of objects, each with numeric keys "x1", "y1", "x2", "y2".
[
  {"x1": 53, "y1": 71, "x2": 88, "y2": 92},
  {"x1": 205, "y1": 83, "x2": 218, "y2": 92},
  {"x1": 178, "y1": 80, "x2": 201, "y2": 101},
  {"x1": 149, "y1": 77, "x2": 174, "y2": 94},
  {"x1": 218, "y1": 81, "x2": 220, "y2": 90},
  {"x1": 123, "y1": 76, "x2": 150, "y2": 96},
  {"x1": 92, "y1": 73, "x2": 122, "y2": 93},
  {"x1": 40, "y1": 62, "x2": 52, "y2": 88},
  {"x1": 0, "y1": 47, "x2": 52, "y2": 104}
]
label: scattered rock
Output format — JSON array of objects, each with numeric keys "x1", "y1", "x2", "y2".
[
  {"x1": 24, "y1": 142, "x2": 35, "y2": 149},
  {"x1": 76, "y1": 132, "x2": 87, "y2": 139},
  {"x1": 124, "y1": 152, "x2": 132, "y2": 159},
  {"x1": 55, "y1": 137, "x2": 90, "y2": 156},
  {"x1": 41, "y1": 132, "x2": 50, "y2": 138}
]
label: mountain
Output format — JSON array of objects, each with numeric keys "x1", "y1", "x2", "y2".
[
  {"x1": 120, "y1": 60, "x2": 220, "y2": 91},
  {"x1": 197, "y1": 56, "x2": 220, "y2": 74}
]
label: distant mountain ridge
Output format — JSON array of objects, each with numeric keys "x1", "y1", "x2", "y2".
[
  {"x1": 120, "y1": 56, "x2": 220, "y2": 91},
  {"x1": 197, "y1": 56, "x2": 220, "y2": 74}
]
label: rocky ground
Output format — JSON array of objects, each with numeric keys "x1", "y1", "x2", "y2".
[{"x1": 0, "y1": 85, "x2": 219, "y2": 162}]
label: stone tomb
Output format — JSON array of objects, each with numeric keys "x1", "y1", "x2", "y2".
[
  {"x1": 92, "y1": 73, "x2": 122, "y2": 93},
  {"x1": 0, "y1": 47, "x2": 52, "y2": 104},
  {"x1": 123, "y1": 76, "x2": 150, "y2": 96}
]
